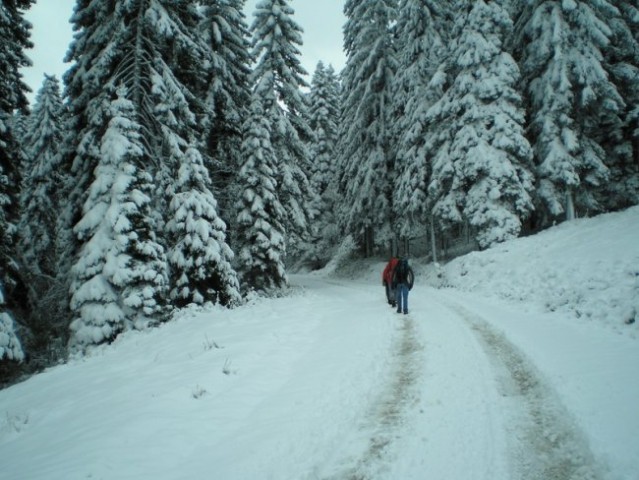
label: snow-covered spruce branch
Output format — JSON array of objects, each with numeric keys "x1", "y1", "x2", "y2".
[{"x1": 111, "y1": 48, "x2": 160, "y2": 158}]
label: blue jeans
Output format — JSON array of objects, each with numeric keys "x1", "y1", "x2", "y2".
[{"x1": 396, "y1": 283, "x2": 409, "y2": 313}]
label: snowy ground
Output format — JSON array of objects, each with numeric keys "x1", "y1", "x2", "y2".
[{"x1": 0, "y1": 207, "x2": 638, "y2": 480}]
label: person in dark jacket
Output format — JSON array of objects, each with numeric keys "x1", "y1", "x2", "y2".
[{"x1": 392, "y1": 257, "x2": 414, "y2": 314}]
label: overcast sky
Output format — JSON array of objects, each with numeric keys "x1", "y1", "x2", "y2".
[{"x1": 22, "y1": 0, "x2": 346, "y2": 104}]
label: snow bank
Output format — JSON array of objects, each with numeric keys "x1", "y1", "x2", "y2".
[{"x1": 423, "y1": 206, "x2": 639, "y2": 337}]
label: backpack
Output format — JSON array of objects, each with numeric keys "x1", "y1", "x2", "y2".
[{"x1": 395, "y1": 259, "x2": 409, "y2": 282}]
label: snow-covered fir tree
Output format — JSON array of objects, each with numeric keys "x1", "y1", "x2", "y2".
[
  {"x1": 307, "y1": 62, "x2": 341, "y2": 261},
  {"x1": 60, "y1": 0, "x2": 209, "y2": 249},
  {"x1": 69, "y1": 88, "x2": 168, "y2": 350},
  {"x1": 60, "y1": 0, "x2": 126, "y2": 245},
  {"x1": 517, "y1": 0, "x2": 624, "y2": 223},
  {"x1": 59, "y1": 1, "x2": 234, "y2": 346},
  {"x1": 0, "y1": 148, "x2": 20, "y2": 362},
  {"x1": 338, "y1": 0, "x2": 397, "y2": 252},
  {"x1": 249, "y1": 0, "x2": 316, "y2": 256},
  {"x1": 0, "y1": 0, "x2": 34, "y2": 364},
  {"x1": 309, "y1": 62, "x2": 340, "y2": 203},
  {"x1": 20, "y1": 74, "x2": 65, "y2": 276},
  {"x1": 198, "y1": 0, "x2": 252, "y2": 224},
  {"x1": 391, "y1": 0, "x2": 450, "y2": 239},
  {"x1": 17, "y1": 75, "x2": 69, "y2": 354},
  {"x1": 235, "y1": 98, "x2": 288, "y2": 291},
  {"x1": 166, "y1": 143, "x2": 241, "y2": 307},
  {"x1": 600, "y1": 0, "x2": 639, "y2": 209},
  {"x1": 426, "y1": 0, "x2": 534, "y2": 248}
]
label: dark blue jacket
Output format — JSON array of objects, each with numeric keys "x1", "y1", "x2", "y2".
[{"x1": 392, "y1": 261, "x2": 414, "y2": 289}]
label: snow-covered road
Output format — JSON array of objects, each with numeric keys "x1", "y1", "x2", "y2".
[
  {"x1": 289, "y1": 277, "x2": 608, "y2": 480},
  {"x1": 0, "y1": 273, "x2": 636, "y2": 480},
  {"x1": 201, "y1": 276, "x2": 617, "y2": 480}
]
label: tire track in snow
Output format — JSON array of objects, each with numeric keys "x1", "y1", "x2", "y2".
[
  {"x1": 324, "y1": 313, "x2": 424, "y2": 480},
  {"x1": 443, "y1": 300, "x2": 605, "y2": 480}
]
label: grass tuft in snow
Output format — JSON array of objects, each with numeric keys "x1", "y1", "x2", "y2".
[
  {"x1": 202, "y1": 334, "x2": 222, "y2": 351},
  {"x1": 191, "y1": 385, "x2": 207, "y2": 399},
  {"x1": 2, "y1": 411, "x2": 29, "y2": 434},
  {"x1": 222, "y1": 358, "x2": 234, "y2": 376}
]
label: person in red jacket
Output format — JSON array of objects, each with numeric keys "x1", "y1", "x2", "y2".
[{"x1": 382, "y1": 256, "x2": 399, "y2": 307}]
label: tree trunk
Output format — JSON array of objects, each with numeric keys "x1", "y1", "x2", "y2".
[
  {"x1": 566, "y1": 189, "x2": 575, "y2": 221},
  {"x1": 390, "y1": 236, "x2": 399, "y2": 257},
  {"x1": 364, "y1": 226, "x2": 373, "y2": 257},
  {"x1": 430, "y1": 216, "x2": 438, "y2": 264},
  {"x1": 403, "y1": 236, "x2": 410, "y2": 257}
]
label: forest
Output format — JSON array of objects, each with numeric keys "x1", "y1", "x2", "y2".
[{"x1": 1, "y1": 0, "x2": 638, "y2": 384}]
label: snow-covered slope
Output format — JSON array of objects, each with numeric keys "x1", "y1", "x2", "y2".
[
  {"x1": 0, "y1": 207, "x2": 637, "y2": 480},
  {"x1": 424, "y1": 206, "x2": 639, "y2": 336}
]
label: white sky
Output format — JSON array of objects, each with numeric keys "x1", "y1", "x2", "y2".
[{"x1": 22, "y1": 0, "x2": 346, "y2": 104}]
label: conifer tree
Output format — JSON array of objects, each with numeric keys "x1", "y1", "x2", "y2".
[
  {"x1": 426, "y1": 0, "x2": 534, "y2": 248},
  {"x1": 198, "y1": 0, "x2": 252, "y2": 221},
  {"x1": 517, "y1": 0, "x2": 624, "y2": 223},
  {"x1": 20, "y1": 74, "x2": 65, "y2": 276},
  {"x1": 307, "y1": 62, "x2": 341, "y2": 261},
  {"x1": 60, "y1": 0, "x2": 209, "y2": 255},
  {"x1": 69, "y1": 88, "x2": 168, "y2": 350},
  {"x1": 235, "y1": 99, "x2": 287, "y2": 291},
  {"x1": 59, "y1": 1, "x2": 124, "y2": 256},
  {"x1": 338, "y1": 0, "x2": 397, "y2": 252},
  {"x1": 16, "y1": 75, "x2": 69, "y2": 354},
  {"x1": 601, "y1": 1, "x2": 639, "y2": 209},
  {"x1": 166, "y1": 143, "x2": 241, "y2": 307},
  {"x1": 60, "y1": 1, "x2": 238, "y2": 347},
  {"x1": 392, "y1": 0, "x2": 449, "y2": 239},
  {"x1": 309, "y1": 63, "x2": 340, "y2": 202},
  {"x1": 0, "y1": 0, "x2": 34, "y2": 364},
  {"x1": 249, "y1": 0, "x2": 316, "y2": 256}
]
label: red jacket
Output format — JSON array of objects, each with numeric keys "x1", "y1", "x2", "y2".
[{"x1": 382, "y1": 257, "x2": 399, "y2": 285}]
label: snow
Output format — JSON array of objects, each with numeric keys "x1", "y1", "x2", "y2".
[
  {"x1": 1, "y1": 207, "x2": 638, "y2": 479},
  {"x1": 427, "y1": 206, "x2": 639, "y2": 335},
  {"x1": 0, "y1": 313, "x2": 24, "y2": 362}
]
